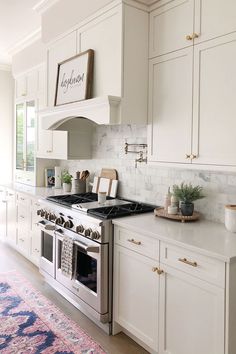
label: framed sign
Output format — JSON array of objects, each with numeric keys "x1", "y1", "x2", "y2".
[{"x1": 54, "y1": 49, "x2": 94, "y2": 106}]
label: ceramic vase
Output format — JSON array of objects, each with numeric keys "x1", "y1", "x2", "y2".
[
  {"x1": 180, "y1": 202, "x2": 194, "y2": 216},
  {"x1": 63, "y1": 183, "x2": 72, "y2": 193}
]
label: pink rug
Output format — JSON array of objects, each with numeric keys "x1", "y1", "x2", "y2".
[{"x1": 0, "y1": 271, "x2": 107, "y2": 353}]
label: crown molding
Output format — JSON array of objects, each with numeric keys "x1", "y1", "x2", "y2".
[
  {"x1": 0, "y1": 64, "x2": 11, "y2": 72},
  {"x1": 33, "y1": 0, "x2": 60, "y2": 14},
  {"x1": 8, "y1": 27, "x2": 41, "y2": 57}
]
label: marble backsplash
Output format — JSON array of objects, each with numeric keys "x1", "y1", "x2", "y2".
[{"x1": 60, "y1": 124, "x2": 236, "y2": 224}]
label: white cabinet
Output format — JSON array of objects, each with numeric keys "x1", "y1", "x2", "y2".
[
  {"x1": 159, "y1": 263, "x2": 224, "y2": 354},
  {"x1": 113, "y1": 225, "x2": 226, "y2": 354},
  {"x1": 192, "y1": 33, "x2": 236, "y2": 166},
  {"x1": 150, "y1": 0, "x2": 236, "y2": 58},
  {"x1": 6, "y1": 189, "x2": 17, "y2": 245},
  {"x1": 114, "y1": 245, "x2": 159, "y2": 351},
  {"x1": 0, "y1": 188, "x2": 7, "y2": 239},
  {"x1": 148, "y1": 48, "x2": 193, "y2": 163},
  {"x1": 149, "y1": 0, "x2": 194, "y2": 58},
  {"x1": 30, "y1": 199, "x2": 41, "y2": 265},
  {"x1": 15, "y1": 66, "x2": 44, "y2": 100}
]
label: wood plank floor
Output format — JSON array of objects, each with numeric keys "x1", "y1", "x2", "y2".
[{"x1": 0, "y1": 240, "x2": 148, "y2": 354}]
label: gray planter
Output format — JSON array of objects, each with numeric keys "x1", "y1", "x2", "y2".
[{"x1": 180, "y1": 202, "x2": 194, "y2": 216}]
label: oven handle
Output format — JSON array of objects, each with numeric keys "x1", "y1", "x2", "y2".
[
  {"x1": 37, "y1": 221, "x2": 56, "y2": 231},
  {"x1": 74, "y1": 240, "x2": 100, "y2": 254}
]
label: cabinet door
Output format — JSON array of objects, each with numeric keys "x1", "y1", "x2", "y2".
[
  {"x1": 17, "y1": 202, "x2": 30, "y2": 255},
  {"x1": 16, "y1": 103, "x2": 25, "y2": 171},
  {"x1": 47, "y1": 31, "x2": 77, "y2": 107},
  {"x1": 25, "y1": 100, "x2": 35, "y2": 172},
  {"x1": 192, "y1": 33, "x2": 236, "y2": 166},
  {"x1": 194, "y1": 0, "x2": 236, "y2": 44},
  {"x1": 26, "y1": 70, "x2": 38, "y2": 97},
  {"x1": 15, "y1": 75, "x2": 27, "y2": 99},
  {"x1": 79, "y1": 7, "x2": 122, "y2": 97},
  {"x1": 0, "y1": 189, "x2": 6, "y2": 239},
  {"x1": 148, "y1": 48, "x2": 193, "y2": 163},
  {"x1": 149, "y1": 0, "x2": 194, "y2": 58},
  {"x1": 6, "y1": 190, "x2": 17, "y2": 245},
  {"x1": 114, "y1": 245, "x2": 159, "y2": 351},
  {"x1": 159, "y1": 263, "x2": 224, "y2": 354}
]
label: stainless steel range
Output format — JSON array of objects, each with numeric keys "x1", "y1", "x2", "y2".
[{"x1": 37, "y1": 192, "x2": 155, "y2": 334}]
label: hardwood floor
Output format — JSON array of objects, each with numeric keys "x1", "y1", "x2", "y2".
[{"x1": 0, "y1": 240, "x2": 148, "y2": 354}]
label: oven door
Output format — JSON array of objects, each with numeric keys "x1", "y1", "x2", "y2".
[
  {"x1": 38, "y1": 221, "x2": 56, "y2": 278},
  {"x1": 56, "y1": 232, "x2": 108, "y2": 316}
]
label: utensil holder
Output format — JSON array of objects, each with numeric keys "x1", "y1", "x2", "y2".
[{"x1": 72, "y1": 179, "x2": 86, "y2": 194}]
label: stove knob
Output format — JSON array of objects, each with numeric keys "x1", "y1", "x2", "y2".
[
  {"x1": 64, "y1": 220, "x2": 74, "y2": 229},
  {"x1": 37, "y1": 209, "x2": 42, "y2": 216},
  {"x1": 84, "y1": 228, "x2": 92, "y2": 237},
  {"x1": 91, "y1": 231, "x2": 101, "y2": 240},
  {"x1": 55, "y1": 216, "x2": 64, "y2": 225},
  {"x1": 76, "y1": 224, "x2": 84, "y2": 234},
  {"x1": 40, "y1": 209, "x2": 46, "y2": 217},
  {"x1": 45, "y1": 211, "x2": 50, "y2": 220},
  {"x1": 49, "y1": 213, "x2": 56, "y2": 222}
]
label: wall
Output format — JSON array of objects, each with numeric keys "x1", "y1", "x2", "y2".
[
  {"x1": 12, "y1": 39, "x2": 46, "y2": 77},
  {"x1": 60, "y1": 124, "x2": 236, "y2": 224},
  {"x1": 41, "y1": 0, "x2": 114, "y2": 43},
  {"x1": 0, "y1": 70, "x2": 14, "y2": 184}
]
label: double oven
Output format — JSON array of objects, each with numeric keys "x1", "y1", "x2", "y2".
[{"x1": 37, "y1": 205, "x2": 113, "y2": 331}]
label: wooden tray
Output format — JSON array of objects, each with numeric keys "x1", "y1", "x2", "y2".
[{"x1": 154, "y1": 207, "x2": 200, "y2": 223}]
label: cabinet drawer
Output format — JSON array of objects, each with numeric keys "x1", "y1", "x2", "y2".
[
  {"x1": 17, "y1": 233, "x2": 29, "y2": 253},
  {"x1": 160, "y1": 242, "x2": 225, "y2": 287},
  {"x1": 7, "y1": 189, "x2": 16, "y2": 202},
  {"x1": 17, "y1": 193, "x2": 30, "y2": 207},
  {"x1": 114, "y1": 226, "x2": 159, "y2": 260}
]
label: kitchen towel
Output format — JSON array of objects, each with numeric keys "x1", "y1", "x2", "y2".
[{"x1": 61, "y1": 235, "x2": 74, "y2": 279}]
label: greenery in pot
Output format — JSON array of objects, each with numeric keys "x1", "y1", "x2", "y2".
[
  {"x1": 61, "y1": 170, "x2": 73, "y2": 184},
  {"x1": 172, "y1": 182, "x2": 205, "y2": 216}
]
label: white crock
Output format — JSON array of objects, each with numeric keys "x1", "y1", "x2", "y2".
[{"x1": 63, "y1": 183, "x2": 72, "y2": 193}]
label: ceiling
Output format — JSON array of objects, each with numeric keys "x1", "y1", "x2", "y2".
[{"x1": 0, "y1": 0, "x2": 41, "y2": 65}]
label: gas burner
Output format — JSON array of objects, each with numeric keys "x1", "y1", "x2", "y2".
[
  {"x1": 46, "y1": 192, "x2": 113, "y2": 207},
  {"x1": 87, "y1": 202, "x2": 156, "y2": 219}
]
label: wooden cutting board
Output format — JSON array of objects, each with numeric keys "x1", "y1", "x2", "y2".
[{"x1": 100, "y1": 168, "x2": 118, "y2": 180}]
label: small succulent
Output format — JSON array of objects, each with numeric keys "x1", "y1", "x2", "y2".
[
  {"x1": 172, "y1": 182, "x2": 205, "y2": 203},
  {"x1": 61, "y1": 170, "x2": 73, "y2": 184}
]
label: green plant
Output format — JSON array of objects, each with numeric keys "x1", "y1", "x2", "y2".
[
  {"x1": 172, "y1": 182, "x2": 205, "y2": 203},
  {"x1": 61, "y1": 170, "x2": 73, "y2": 184}
]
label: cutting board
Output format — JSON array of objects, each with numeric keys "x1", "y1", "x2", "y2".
[
  {"x1": 92, "y1": 177, "x2": 118, "y2": 198},
  {"x1": 100, "y1": 168, "x2": 118, "y2": 180}
]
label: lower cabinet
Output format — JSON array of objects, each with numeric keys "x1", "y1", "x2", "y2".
[
  {"x1": 113, "y1": 226, "x2": 225, "y2": 354},
  {"x1": 114, "y1": 245, "x2": 159, "y2": 351},
  {"x1": 0, "y1": 188, "x2": 7, "y2": 239},
  {"x1": 6, "y1": 189, "x2": 17, "y2": 245}
]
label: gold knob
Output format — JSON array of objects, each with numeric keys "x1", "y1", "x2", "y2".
[
  {"x1": 157, "y1": 268, "x2": 164, "y2": 275},
  {"x1": 186, "y1": 34, "x2": 193, "y2": 41},
  {"x1": 186, "y1": 154, "x2": 191, "y2": 159},
  {"x1": 152, "y1": 267, "x2": 158, "y2": 272},
  {"x1": 192, "y1": 32, "x2": 199, "y2": 39},
  {"x1": 190, "y1": 154, "x2": 197, "y2": 159}
]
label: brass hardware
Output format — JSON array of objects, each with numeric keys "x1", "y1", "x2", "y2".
[
  {"x1": 46, "y1": 150, "x2": 52, "y2": 153},
  {"x1": 186, "y1": 34, "x2": 193, "y2": 41},
  {"x1": 127, "y1": 238, "x2": 141, "y2": 245},
  {"x1": 192, "y1": 32, "x2": 199, "y2": 39},
  {"x1": 152, "y1": 267, "x2": 164, "y2": 275},
  {"x1": 178, "y1": 257, "x2": 198, "y2": 267},
  {"x1": 157, "y1": 268, "x2": 164, "y2": 275},
  {"x1": 190, "y1": 154, "x2": 197, "y2": 159},
  {"x1": 186, "y1": 154, "x2": 191, "y2": 159}
]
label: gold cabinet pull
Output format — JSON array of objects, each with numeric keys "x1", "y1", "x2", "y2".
[
  {"x1": 178, "y1": 257, "x2": 198, "y2": 267},
  {"x1": 127, "y1": 238, "x2": 141, "y2": 245},
  {"x1": 186, "y1": 154, "x2": 191, "y2": 159},
  {"x1": 192, "y1": 32, "x2": 199, "y2": 39},
  {"x1": 186, "y1": 34, "x2": 193, "y2": 41},
  {"x1": 152, "y1": 267, "x2": 164, "y2": 275},
  {"x1": 190, "y1": 154, "x2": 197, "y2": 160}
]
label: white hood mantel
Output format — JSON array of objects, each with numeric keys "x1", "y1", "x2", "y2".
[{"x1": 40, "y1": 96, "x2": 121, "y2": 129}]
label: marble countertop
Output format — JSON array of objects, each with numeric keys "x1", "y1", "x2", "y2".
[
  {"x1": 113, "y1": 213, "x2": 236, "y2": 263},
  {"x1": 2, "y1": 183, "x2": 70, "y2": 199}
]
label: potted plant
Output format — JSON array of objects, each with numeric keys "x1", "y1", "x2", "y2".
[
  {"x1": 172, "y1": 182, "x2": 205, "y2": 216},
  {"x1": 61, "y1": 170, "x2": 73, "y2": 193}
]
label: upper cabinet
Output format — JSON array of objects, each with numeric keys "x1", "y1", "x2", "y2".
[
  {"x1": 150, "y1": 0, "x2": 236, "y2": 58},
  {"x1": 46, "y1": 2, "x2": 149, "y2": 124},
  {"x1": 15, "y1": 66, "x2": 44, "y2": 100},
  {"x1": 148, "y1": 0, "x2": 236, "y2": 168}
]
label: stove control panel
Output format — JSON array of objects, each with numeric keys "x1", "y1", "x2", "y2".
[{"x1": 37, "y1": 209, "x2": 102, "y2": 241}]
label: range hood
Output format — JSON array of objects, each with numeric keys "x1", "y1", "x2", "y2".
[{"x1": 40, "y1": 96, "x2": 121, "y2": 130}]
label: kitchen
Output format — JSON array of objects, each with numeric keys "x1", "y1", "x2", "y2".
[{"x1": 0, "y1": 0, "x2": 236, "y2": 353}]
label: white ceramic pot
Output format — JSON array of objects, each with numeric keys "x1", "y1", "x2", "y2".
[
  {"x1": 225, "y1": 205, "x2": 236, "y2": 233},
  {"x1": 63, "y1": 183, "x2": 72, "y2": 193}
]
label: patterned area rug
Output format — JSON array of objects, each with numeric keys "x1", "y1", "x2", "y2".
[{"x1": 0, "y1": 271, "x2": 107, "y2": 353}]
